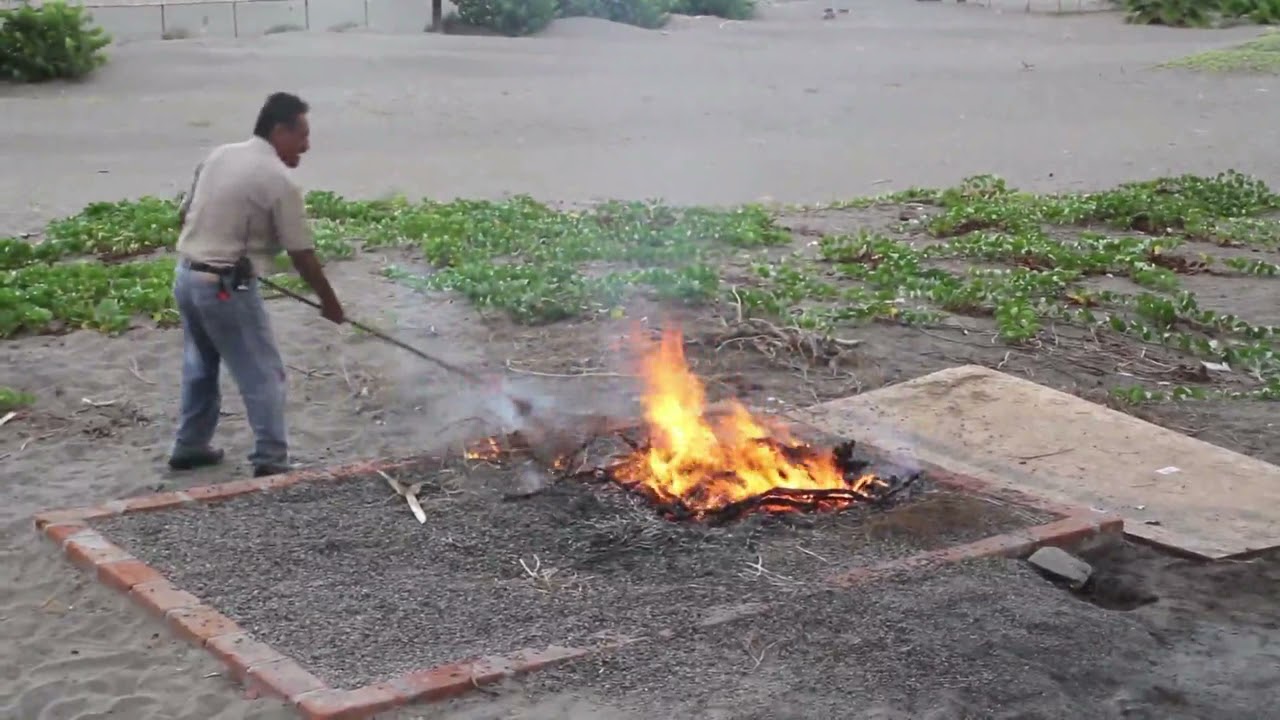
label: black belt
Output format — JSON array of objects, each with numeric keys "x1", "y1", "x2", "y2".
[{"x1": 181, "y1": 259, "x2": 235, "y2": 276}]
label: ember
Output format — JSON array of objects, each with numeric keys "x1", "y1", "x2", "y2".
[{"x1": 467, "y1": 327, "x2": 918, "y2": 523}]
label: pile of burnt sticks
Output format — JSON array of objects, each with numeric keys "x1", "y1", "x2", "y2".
[{"x1": 487, "y1": 417, "x2": 923, "y2": 525}]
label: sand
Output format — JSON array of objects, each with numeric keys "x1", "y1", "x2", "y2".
[{"x1": 3, "y1": 2, "x2": 1280, "y2": 718}]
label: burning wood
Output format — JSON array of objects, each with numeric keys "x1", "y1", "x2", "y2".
[{"x1": 467, "y1": 327, "x2": 919, "y2": 523}]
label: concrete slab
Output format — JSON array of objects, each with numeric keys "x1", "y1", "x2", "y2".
[{"x1": 795, "y1": 365, "x2": 1280, "y2": 559}]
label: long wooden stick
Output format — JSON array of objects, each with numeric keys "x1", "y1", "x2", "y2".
[{"x1": 259, "y1": 276, "x2": 533, "y2": 415}]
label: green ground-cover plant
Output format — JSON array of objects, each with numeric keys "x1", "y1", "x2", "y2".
[
  {"x1": 3, "y1": 172, "x2": 1277, "y2": 407},
  {"x1": 0, "y1": 193, "x2": 783, "y2": 335},
  {"x1": 0, "y1": 386, "x2": 35, "y2": 412},
  {"x1": 1163, "y1": 31, "x2": 1280, "y2": 74},
  {"x1": 0, "y1": 258, "x2": 177, "y2": 336},
  {"x1": 0, "y1": 1, "x2": 111, "y2": 82}
]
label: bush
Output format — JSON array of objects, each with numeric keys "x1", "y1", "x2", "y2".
[
  {"x1": 1123, "y1": 0, "x2": 1280, "y2": 27},
  {"x1": 1224, "y1": 0, "x2": 1280, "y2": 23},
  {"x1": 671, "y1": 0, "x2": 755, "y2": 20},
  {"x1": 559, "y1": 0, "x2": 671, "y2": 28},
  {"x1": 454, "y1": 0, "x2": 754, "y2": 35},
  {"x1": 453, "y1": 0, "x2": 558, "y2": 36},
  {"x1": 0, "y1": 1, "x2": 111, "y2": 82}
]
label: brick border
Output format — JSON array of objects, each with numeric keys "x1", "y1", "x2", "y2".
[{"x1": 35, "y1": 445, "x2": 1123, "y2": 719}]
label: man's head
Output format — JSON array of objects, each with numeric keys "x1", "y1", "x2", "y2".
[{"x1": 253, "y1": 92, "x2": 310, "y2": 168}]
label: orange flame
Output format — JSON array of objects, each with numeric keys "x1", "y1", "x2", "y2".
[
  {"x1": 613, "y1": 327, "x2": 877, "y2": 514},
  {"x1": 465, "y1": 436, "x2": 502, "y2": 461}
]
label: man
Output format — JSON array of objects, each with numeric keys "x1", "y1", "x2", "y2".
[{"x1": 167, "y1": 92, "x2": 345, "y2": 478}]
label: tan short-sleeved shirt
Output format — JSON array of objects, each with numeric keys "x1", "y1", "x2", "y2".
[{"x1": 176, "y1": 136, "x2": 313, "y2": 276}]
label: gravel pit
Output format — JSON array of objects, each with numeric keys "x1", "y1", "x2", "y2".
[
  {"x1": 502, "y1": 557, "x2": 1276, "y2": 720},
  {"x1": 92, "y1": 457, "x2": 1051, "y2": 689}
]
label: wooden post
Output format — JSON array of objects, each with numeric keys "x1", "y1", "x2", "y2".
[{"x1": 431, "y1": 0, "x2": 442, "y2": 31}]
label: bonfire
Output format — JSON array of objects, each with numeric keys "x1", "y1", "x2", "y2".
[{"x1": 468, "y1": 327, "x2": 915, "y2": 523}]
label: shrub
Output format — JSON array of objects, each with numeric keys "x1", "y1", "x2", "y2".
[
  {"x1": 559, "y1": 0, "x2": 671, "y2": 28},
  {"x1": 671, "y1": 0, "x2": 755, "y2": 20},
  {"x1": 0, "y1": 1, "x2": 111, "y2": 82},
  {"x1": 453, "y1": 0, "x2": 558, "y2": 36},
  {"x1": 1123, "y1": 0, "x2": 1280, "y2": 26},
  {"x1": 1224, "y1": 0, "x2": 1280, "y2": 23}
]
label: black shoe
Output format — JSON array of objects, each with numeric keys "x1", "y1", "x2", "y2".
[
  {"x1": 253, "y1": 462, "x2": 297, "y2": 478},
  {"x1": 168, "y1": 447, "x2": 225, "y2": 471}
]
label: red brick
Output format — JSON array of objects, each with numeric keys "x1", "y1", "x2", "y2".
[
  {"x1": 167, "y1": 606, "x2": 242, "y2": 646},
  {"x1": 207, "y1": 633, "x2": 288, "y2": 681},
  {"x1": 385, "y1": 646, "x2": 590, "y2": 705},
  {"x1": 98, "y1": 559, "x2": 165, "y2": 593},
  {"x1": 1096, "y1": 514, "x2": 1124, "y2": 536},
  {"x1": 257, "y1": 469, "x2": 317, "y2": 491},
  {"x1": 119, "y1": 491, "x2": 193, "y2": 514},
  {"x1": 130, "y1": 580, "x2": 201, "y2": 617},
  {"x1": 33, "y1": 507, "x2": 115, "y2": 529},
  {"x1": 297, "y1": 687, "x2": 401, "y2": 720},
  {"x1": 42, "y1": 522, "x2": 87, "y2": 546},
  {"x1": 185, "y1": 479, "x2": 265, "y2": 502},
  {"x1": 247, "y1": 659, "x2": 327, "y2": 701},
  {"x1": 924, "y1": 467, "x2": 993, "y2": 495},
  {"x1": 64, "y1": 531, "x2": 131, "y2": 569},
  {"x1": 936, "y1": 530, "x2": 1038, "y2": 562},
  {"x1": 1026, "y1": 514, "x2": 1123, "y2": 551},
  {"x1": 503, "y1": 645, "x2": 591, "y2": 674},
  {"x1": 388, "y1": 662, "x2": 490, "y2": 704},
  {"x1": 826, "y1": 533, "x2": 1035, "y2": 588}
]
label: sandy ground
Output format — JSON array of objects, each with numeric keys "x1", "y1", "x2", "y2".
[{"x1": 3, "y1": 2, "x2": 1280, "y2": 719}]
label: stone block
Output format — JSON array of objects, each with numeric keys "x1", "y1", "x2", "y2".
[{"x1": 1028, "y1": 546, "x2": 1092, "y2": 590}]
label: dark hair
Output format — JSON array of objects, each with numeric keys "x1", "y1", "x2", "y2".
[{"x1": 253, "y1": 92, "x2": 309, "y2": 139}]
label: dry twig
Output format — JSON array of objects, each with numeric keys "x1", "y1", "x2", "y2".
[
  {"x1": 80, "y1": 397, "x2": 117, "y2": 408},
  {"x1": 740, "y1": 553, "x2": 802, "y2": 588},
  {"x1": 127, "y1": 358, "x2": 154, "y2": 385},
  {"x1": 505, "y1": 359, "x2": 626, "y2": 379},
  {"x1": 741, "y1": 632, "x2": 779, "y2": 671},
  {"x1": 377, "y1": 469, "x2": 427, "y2": 524}
]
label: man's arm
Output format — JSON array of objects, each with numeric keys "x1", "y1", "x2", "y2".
[
  {"x1": 274, "y1": 183, "x2": 344, "y2": 324},
  {"x1": 178, "y1": 162, "x2": 204, "y2": 229},
  {"x1": 287, "y1": 249, "x2": 344, "y2": 324}
]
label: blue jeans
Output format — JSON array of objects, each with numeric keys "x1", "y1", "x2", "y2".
[{"x1": 171, "y1": 263, "x2": 289, "y2": 467}]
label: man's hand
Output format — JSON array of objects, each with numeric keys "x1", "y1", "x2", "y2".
[
  {"x1": 287, "y1": 249, "x2": 345, "y2": 325},
  {"x1": 320, "y1": 298, "x2": 345, "y2": 325}
]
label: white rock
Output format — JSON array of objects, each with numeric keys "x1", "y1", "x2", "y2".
[{"x1": 1027, "y1": 546, "x2": 1093, "y2": 590}]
